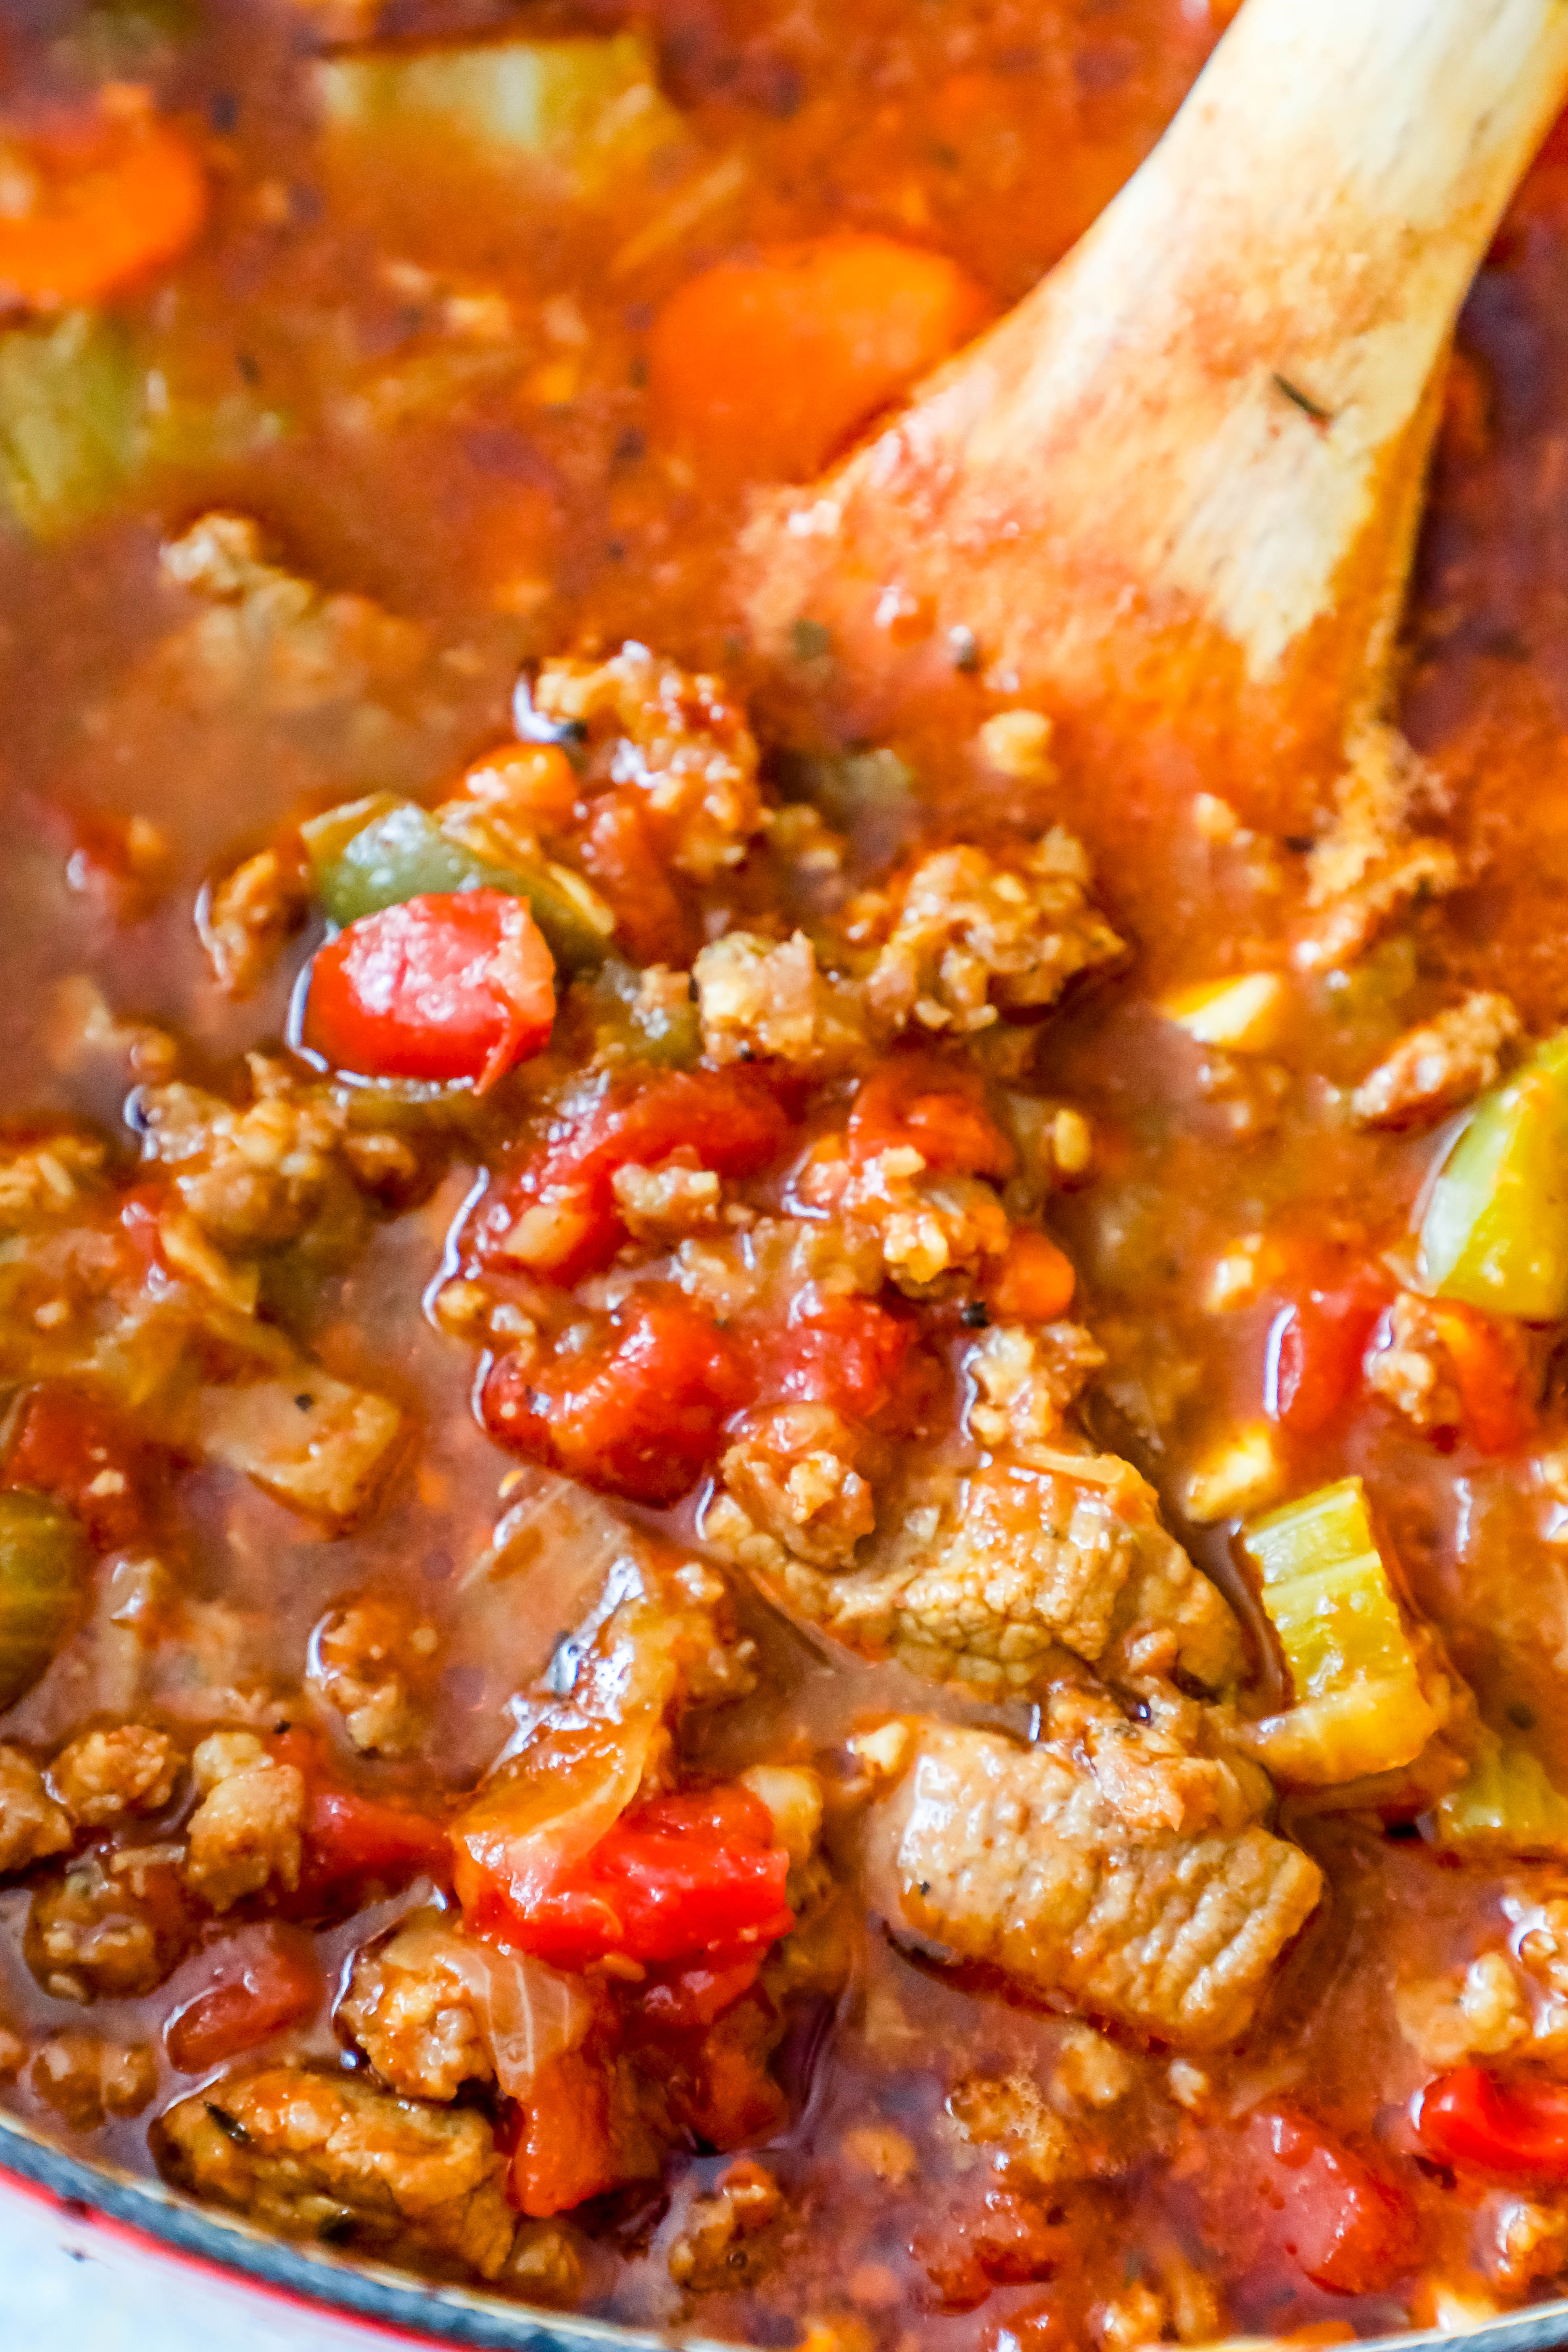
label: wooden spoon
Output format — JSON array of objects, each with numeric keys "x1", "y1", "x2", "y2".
[{"x1": 739, "y1": 0, "x2": 1568, "y2": 908}]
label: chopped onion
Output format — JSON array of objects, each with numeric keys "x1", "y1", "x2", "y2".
[{"x1": 376, "y1": 1918, "x2": 590, "y2": 2100}]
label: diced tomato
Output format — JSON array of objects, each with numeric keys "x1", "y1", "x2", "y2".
[
  {"x1": 985, "y1": 1228, "x2": 1076, "y2": 1323},
  {"x1": 637, "y1": 1950, "x2": 767, "y2": 2031},
  {"x1": 1428, "y1": 1303, "x2": 1537, "y2": 1456},
  {"x1": 300, "y1": 1786, "x2": 454, "y2": 1897},
  {"x1": 579, "y1": 792, "x2": 695, "y2": 967},
  {"x1": 1265, "y1": 1271, "x2": 1391, "y2": 1437},
  {"x1": 1227, "y1": 2105, "x2": 1417, "y2": 2295},
  {"x1": 461, "y1": 1784, "x2": 792, "y2": 1974},
  {"x1": 742, "y1": 1294, "x2": 914, "y2": 1424},
  {"x1": 267, "y1": 1730, "x2": 453, "y2": 1898},
  {"x1": 481, "y1": 1068, "x2": 789, "y2": 1286},
  {"x1": 916, "y1": 2189, "x2": 1066, "y2": 2312},
  {"x1": 0, "y1": 95, "x2": 207, "y2": 312},
  {"x1": 680, "y1": 1991, "x2": 789, "y2": 2150},
  {"x1": 304, "y1": 890, "x2": 556, "y2": 1090},
  {"x1": 849, "y1": 1055, "x2": 1014, "y2": 1177},
  {"x1": 506, "y1": 2045, "x2": 647, "y2": 2218},
  {"x1": 163, "y1": 1924, "x2": 322, "y2": 2073},
  {"x1": 483, "y1": 1291, "x2": 747, "y2": 1504},
  {"x1": 1417, "y1": 2064, "x2": 1568, "y2": 2183},
  {"x1": 2, "y1": 1383, "x2": 157, "y2": 1550}
]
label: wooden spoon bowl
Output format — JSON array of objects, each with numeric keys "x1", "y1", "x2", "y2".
[{"x1": 740, "y1": 0, "x2": 1568, "y2": 927}]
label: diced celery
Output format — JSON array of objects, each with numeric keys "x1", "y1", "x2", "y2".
[
  {"x1": 300, "y1": 793, "x2": 406, "y2": 889},
  {"x1": 583, "y1": 955, "x2": 700, "y2": 1069},
  {"x1": 1238, "y1": 1476, "x2": 1437, "y2": 1785},
  {"x1": 304, "y1": 795, "x2": 613, "y2": 971},
  {"x1": 1436, "y1": 1739, "x2": 1568, "y2": 1856},
  {"x1": 0, "y1": 1489, "x2": 87, "y2": 1710},
  {"x1": 0, "y1": 312, "x2": 142, "y2": 540},
  {"x1": 1262, "y1": 1555, "x2": 1415, "y2": 1701},
  {"x1": 1421, "y1": 1029, "x2": 1568, "y2": 1320},
  {"x1": 315, "y1": 34, "x2": 689, "y2": 199}
]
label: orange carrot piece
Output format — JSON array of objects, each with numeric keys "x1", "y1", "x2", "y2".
[
  {"x1": 648, "y1": 231, "x2": 988, "y2": 482},
  {"x1": 0, "y1": 91, "x2": 207, "y2": 312},
  {"x1": 987, "y1": 1228, "x2": 1077, "y2": 1324}
]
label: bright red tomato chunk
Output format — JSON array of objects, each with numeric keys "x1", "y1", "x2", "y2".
[
  {"x1": 460, "y1": 1784, "x2": 792, "y2": 1973},
  {"x1": 305, "y1": 890, "x2": 556, "y2": 1089},
  {"x1": 482, "y1": 1291, "x2": 747, "y2": 1504},
  {"x1": 480, "y1": 1066, "x2": 788, "y2": 1285}
]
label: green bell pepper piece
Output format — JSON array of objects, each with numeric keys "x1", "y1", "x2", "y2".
[
  {"x1": 0, "y1": 1488, "x2": 87, "y2": 1711},
  {"x1": 1421, "y1": 1029, "x2": 1568, "y2": 1320},
  {"x1": 301, "y1": 796, "x2": 612, "y2": 972}
]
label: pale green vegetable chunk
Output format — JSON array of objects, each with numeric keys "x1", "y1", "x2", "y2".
[
  {"x1": 315, "y1": 34, "x2": 688, "y2": 198},
  {"x1": 1436, "y1": 1738, "x2": 1568, "y2": 1856},
  {"x1": 1237, "y1": 1476, "x2": 1436, "y2": 1786},
  {"x1": 1421, "y1": 1028, "x2": 1568, "y2": 1319},
  {"x1": 0, "y1": 1488, "x2": 88, "y2": 1711},
  {"x1": 0, "y1": 312, "x2": 141, "y2": 540}
]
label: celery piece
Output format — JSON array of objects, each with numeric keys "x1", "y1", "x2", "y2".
[
  {"x1": 315, "y1": 34, "x2": 688, "y2": 200},
  {"x1": 1421, "y1": 1029, "x2": 1568, "y2": 1320},
  {"x1": 0, "y1": 1489, "x2": 87, "y2": 1710},
  {"x1": 1436, "y1": 1739, "x2": 1568, "y2": 1856},
  {"x1": 583, "y1": 955, "x2": 700, "y2": 1069},
  {"x1": 304, "y1": 796, "x2": 612, "y2": 971},
  {"x1": 1239, "y1": 1476, "x2": 1436, "y2": 1785},
  {"x1": 300, "y1": 793, "x2": 406, "y2": 890},
  {"x1": 0, "y1": 312, "x2": 142, "y2": 540}
]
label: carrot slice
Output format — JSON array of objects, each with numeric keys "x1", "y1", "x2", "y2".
[
  {"x1": 648, "y1": 232, "x2": 988, "y2": 482},
  {"x1": 0, "y1": 92, "x2": 207, "y2": 312}
]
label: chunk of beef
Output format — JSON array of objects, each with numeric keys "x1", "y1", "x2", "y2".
[
  {"x1": 948, "y1": 2069, "x2": 1084, "y2": 2188},
  {"x1": 158, "y1": 2066, "x2": 515, "y2": 2276},
  {"x1": 867, "y1": 1709, "x2": 1322, "y2": 2048},
  {"x1": 339, "y1": 1918, "x2": 497, "y2": 2102},
  {"x1": 964, "y1": 1321, "x2": 1106, "y2": 1452},
  {"x1": 1297, "y1": 722, "x2": 1458, "y2": 972},
  {"x1": 308, "y1": 1599, "x2": 436, "y2": 1756},
  {"x1": 33, "y1": 2031, "x2": 156, "y2": 2127},
  {"x1": 610, "y1": 1152, "x2": 724, "y2": 1243},
  {"x1": 1353, "y1": 991, "x2": 1520, "y2": 1129},
  {"x1": 666, "y1": 2159, "x2": 782, "y2": 2289},
  {"x1": 694, "y1": 931, "x2": 865, "y2": 1069},
  {"x1": 1395, "y1": 1951, "x2": 1532, "y2": 2069},
  {"x1": 532, "y1": 644, "x2": 764, "y2": 882},
  {"x1": 199, "y1": 842, "x2": 312, "y2": 999},
  {"x1": 139, "y1": 1057, "x2": 421, "y2": 1252},
  {"x1": 796, "y1": 1144, "x2": 1011, "y2": 1296},
  {"x1": 859, "y1": 834, "x2": 1123, "y2": 1035},
  {"x1": 50, "y1": 1724, "x2": 180, "y2": 1826},
  {"x1": 0, "y1": 1744, "x2": 73, "y2": 1874},
  {"x1": 184, "y1": 1731, "x2": 302, "y2": 1912},
  {"x1": 710, "y1": 1424, "x2": 1239, "y2": 1702},
  {"x1": 160, "y1": 513, "x2": 426, "y2": 716},
  {"x1": 26, "y1": 1848, "x2": 189, "y2": 2000},
  {"x1": 339, "y1": 1913, "x2": 590, "y2": 2112},
  {"x1": 719, "y1": 1404, "x2": 875, "y2": 1569},
  {"x1": 1363, "y1": 1293, "x2": 1464, "y2": 1431}
]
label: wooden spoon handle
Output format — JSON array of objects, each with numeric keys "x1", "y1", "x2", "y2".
[
  {"x1": 1042, "y1": 0, "x2": 1568, "y2": 679},
  {"x1": 742, "y1": 0, "x2": 1568, "y2": 825}
]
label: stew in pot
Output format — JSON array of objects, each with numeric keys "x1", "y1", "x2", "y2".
[{"x1": 2, "y1": 1, "x2": 1568, "y2": 2343}]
